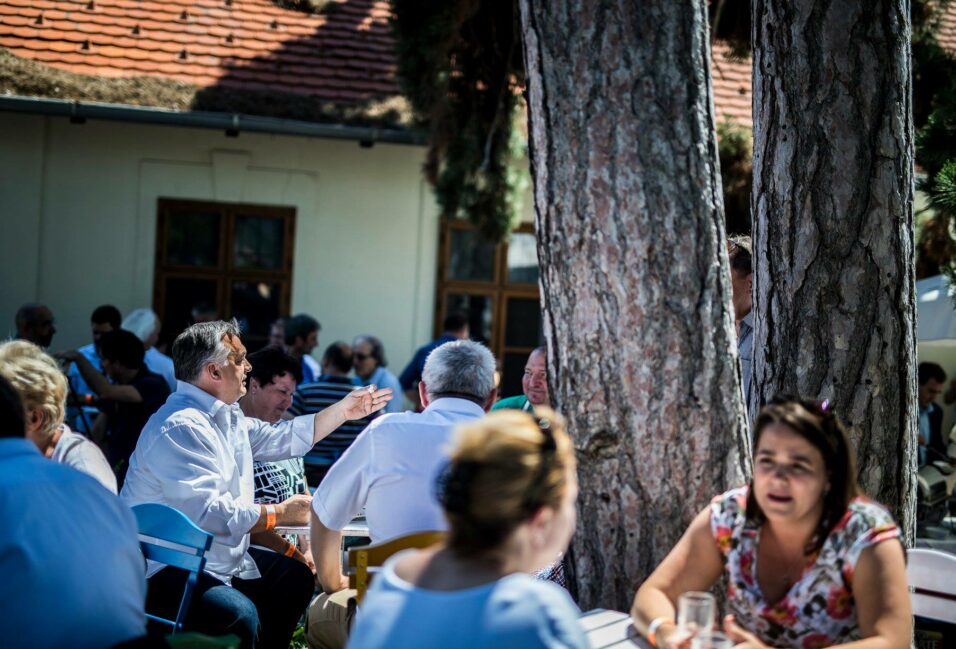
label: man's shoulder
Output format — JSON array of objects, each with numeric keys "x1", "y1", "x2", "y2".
[{"x1": 491, "y1": 395, "x2": 528, "y2": 411}]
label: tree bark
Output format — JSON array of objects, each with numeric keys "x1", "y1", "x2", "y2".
[
  {"x1": 519, "y1": 0, "x2": 751, "y2": 610},
  {"x1": 751, "y1": 1, "x2": 917, "y2": 540}
]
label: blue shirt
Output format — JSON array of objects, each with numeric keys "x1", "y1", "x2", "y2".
[
  {"x1": 919, "y1": 405, "x2": 931, "y2": 466},
  {"x1": 0, "y1": 438, "x2": 146, "y2": 648},
  {"x1": 349, "y1": 550, "x2": 587, "y2": 649},
  {"x1": 399, "y1": 334, "x2": 459, "y2": 390},
  {"x1": 360, "y1": 366, "x2": 405, "y2": 414},
  {"x1": 66, "y1": 342, "x2": 101, "y2": 432}
]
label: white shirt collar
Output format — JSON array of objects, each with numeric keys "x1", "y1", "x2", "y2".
[{"x1": 175, "y1": 380, "x2": 235, "y2": 418}]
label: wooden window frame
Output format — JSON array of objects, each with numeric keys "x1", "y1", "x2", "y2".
[
  {"x1": 434, "y1": 220, "x2": 540, "y2": 365},
  {"x1": 153, "y1": 198, "x2": 296, "y2": 348}
]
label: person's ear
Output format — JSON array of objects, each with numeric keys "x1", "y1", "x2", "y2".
[
  {"x1": 747, "y1": 273, "x2": 753, "y2": 292},
  {"x1": 418, "y1": 381, "x2": 430, "y2": 408},
  {"x1": 207, "y1": 362, "x2": 223, "y2": 382},
  {"x1": 26, "y1": 407, "x2": 45, "y2": 436},
  {"x1": 528, "y1": 505, "x2": 554, "y2": 547}
]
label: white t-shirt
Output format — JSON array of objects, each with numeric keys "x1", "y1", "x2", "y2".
[
  {"x1": 348, "y1": 550, "x2": 587, "y2": 649},
  {"x1": 51, "y1": 426, "x2": 117, "y2": 494},
  {"x1": 312, "y1": 398, "x2": 485, "y2": 543}
]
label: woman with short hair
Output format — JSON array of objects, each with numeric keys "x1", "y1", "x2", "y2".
[
  {"x1": 631, "y1": 397, "x2": 911, "y2": 649},
  {"x1": 348, "y1": 408, "x2": 587, "y2": 648},
  {"x1": 0, "y1": 340, "x2": 117, "y2": 493}
]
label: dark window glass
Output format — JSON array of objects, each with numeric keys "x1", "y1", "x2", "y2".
[
  {"x1": 446, "y1": 293, "x2": 493, "y2": 345},
  {"x1": 501, "y1": 352, "x2": 529, "y2": 400},
  {"x1": 504, "y1": 297, "x2": 542, "y2": 348},
  {"x1": 234, "y1": 215, "x2": 284, "y2": 271},
  {"x1": 506, "y1": 232, "x2": 539, "y2": 284},
  {"x1": 449, "y1": 229, "x2": 495, "y2": 282},
  {"x1": 162, "y1": 278, "x2": 218, "y2": 344},
  {"x1": 231, "y1": 281, "x2": 280, "y2": 343},
  {"x1": 166, "y1": 210, "x2": 220, "y2": 267}
]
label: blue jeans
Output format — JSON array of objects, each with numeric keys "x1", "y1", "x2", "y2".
[{"x1": 146, "y1": 547, "x2": 314, "y2": 649}]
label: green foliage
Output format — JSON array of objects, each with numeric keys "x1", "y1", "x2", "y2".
[
  {"x1": 390, "y1": 0, "x2": 526, "y2": 242},
  {"x1": 717, "y1": 120, "x2": 753, "y2": 235}
]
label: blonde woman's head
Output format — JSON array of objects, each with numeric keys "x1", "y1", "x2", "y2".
[
  {"x1": 437, "y1": 407, "x2": 577, "y2": 564},
  {"x1": 0, "y1": 340, "x2": 67, "y2": 448}
]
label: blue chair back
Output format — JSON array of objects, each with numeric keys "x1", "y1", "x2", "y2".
[{"x1": 132, "y1": 503, "x2": 213, "y2": 633}]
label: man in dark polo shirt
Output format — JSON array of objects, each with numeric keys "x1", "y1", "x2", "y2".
[{"x1": 60, "y1": 329, "x2": 170, "y2": 486}]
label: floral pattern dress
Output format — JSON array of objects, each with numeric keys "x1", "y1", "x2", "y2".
[{"x1": 710, "y1": 486, "x2": 899, "y2": 649}]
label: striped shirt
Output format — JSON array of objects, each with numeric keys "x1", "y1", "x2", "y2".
[{"x1": 290, "y1": 375, "x2": 371, "y2": 465}]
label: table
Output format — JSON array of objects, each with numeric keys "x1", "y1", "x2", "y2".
[
  {"x1": 275, "y1": 516, "x2": 370, "y2": 539},
  {"x1": 581, "y1": 609, "x2": 649, "y2": 648}
]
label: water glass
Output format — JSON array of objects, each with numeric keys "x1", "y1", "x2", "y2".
[
  {"x1": 691, "y1": 631, "x2": 734, "y2": 649},
  {"x1": 677, "y1": 591, "x2": 716, "y2": 636}
]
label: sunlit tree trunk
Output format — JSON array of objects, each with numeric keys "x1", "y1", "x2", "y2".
[
  {"x1": 751, "y1": 0, "x2": 917, "y2": 540},
  {"x1": 519, "y1": 0, "x2": 751, "y2": 609}
]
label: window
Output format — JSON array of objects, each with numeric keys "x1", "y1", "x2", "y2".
[
  {"x1": 435, "y1": 220, "x2": 542, "y2": 397},
  {"x1": 153, "y1": 199, "x2": 296, "y2": 350}
]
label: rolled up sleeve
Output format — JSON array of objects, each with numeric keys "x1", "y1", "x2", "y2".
[
  {"x1": 246, "y1": 414, "x2": 314, "y2": 463},
  {"x1": 312, "y1": 427, "x2": 373, "y2": 530}
]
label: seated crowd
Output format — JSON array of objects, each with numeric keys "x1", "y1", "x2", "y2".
[{"x1": 0, "y1": 301, "x2": 917, "y2": 649}]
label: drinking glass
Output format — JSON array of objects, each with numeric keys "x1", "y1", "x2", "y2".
[
  {"x1": 677, "y1": 591, "x2": 716, "y2": 636},
  {"x1": 691, "y1": 631, "x2": 734, "y2": 649}
]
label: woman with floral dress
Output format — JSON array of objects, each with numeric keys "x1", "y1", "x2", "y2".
[{"x1": 631, "y1": 397, "x2": 911, "y2": 649}]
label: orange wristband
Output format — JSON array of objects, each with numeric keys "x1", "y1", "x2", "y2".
[
  {"x1": 647, "y1": 617, "x2": 674, "y2": 648},
  {"x1": 284, "y1": 542, "x2": 297, "y2": 558},
  {"x1": 265, "y1": 504, "x2": 277, "y2": 531}
]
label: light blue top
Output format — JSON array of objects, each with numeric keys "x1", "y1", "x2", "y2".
[
  {"x1": 0, "y1": 438, "x2": 146, "y2": 648},
  {"x1": 738, "y1": 310, "x2": 754, "y2": 408},
  {"x1": 145, "y1": 347, "x2": 177, "y2": 391},
  {"x1": 918, "y1": 405, "x2": 931, "y2": 466},
  {"x1": 360, "y1": 366, "x2": 405, "y2": 414},
  {"x1": 348, "y1": 551, "x2": 587, "y2": 649},
  {"x1": 66, "y1": 342, "x2": 101, "y2": 432}
]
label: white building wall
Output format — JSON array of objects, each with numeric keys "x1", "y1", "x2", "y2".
[{"x1": 0, "y1": 112, "x2": 440, "y2": 374}]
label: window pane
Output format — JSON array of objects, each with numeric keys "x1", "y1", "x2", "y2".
[
  {"x1": 449, "y1": 229, "x2": 496, "y2": 282},
  {"x1": 504, "y1": 297, "x2": 542, "y2": 348},
  {"x1": 500, "y1": 352, "x2": 530, "y2": 400},
  {"x1": 234, "y1": 215, "x2": 285, "y2": 271},
  {"x1": 161, "y1": 278, "x2": 219, "y2": 345},
  {"x1": 231, "y1": 281, "x2": 280, "y2": 342},
  {"x1": 446, "y1": 293, "x2": 493, "y2": 345},
  {"x1": 166, "y1": 210, "x2": 220, "y2": 267},
  {"x1": 507, "y1": 232, "x2": 539, "y2": 284}
]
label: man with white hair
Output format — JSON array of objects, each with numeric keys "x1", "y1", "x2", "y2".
[
  {"x1": 122, "y1": 308, "x2": 176, "y2": 391},
  {"x1": 305, "y1": 340, "x2": 497, "y2": 649},
  {"x1": 121, "y1": 320, "x2": 392, "y2": 648}
]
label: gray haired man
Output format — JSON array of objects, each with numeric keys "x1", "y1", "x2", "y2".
[
  {"x1": 121, "y1": 320, "x2": 391, "y2": 648},
  {"x1": 306, "y1": 340, "x2": 497, "y2": 649}
]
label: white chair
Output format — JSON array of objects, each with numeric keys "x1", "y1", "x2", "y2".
[{"x1": 908, "y1": 548, "x2": 956, "y2": 624}]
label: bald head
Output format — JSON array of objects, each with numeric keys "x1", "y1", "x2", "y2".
[{"x1": 15, "y1": 304, "x2": 56, "y2": 348}]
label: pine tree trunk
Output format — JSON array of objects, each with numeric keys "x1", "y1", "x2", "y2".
[
  {"x1": 751, "y1": 0, "x2": 917, "y2": 540},
  {"x1": 519, "y1": 0, "x2": 752, "y2": 610}
]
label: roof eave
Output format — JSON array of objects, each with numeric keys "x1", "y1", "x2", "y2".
[{"x1": 0, "y1": 95, "x2": 426, "y2": 146}]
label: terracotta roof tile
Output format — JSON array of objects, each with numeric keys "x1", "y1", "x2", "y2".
[
  {"x1": 0, "y1": 0, "x2": 402, "y2": 104},
  {"x1": 3, "y1": 1, "x2": 955, "y2": 127}
]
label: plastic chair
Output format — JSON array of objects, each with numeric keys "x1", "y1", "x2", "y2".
[
  {"x1": 132, "y1": 503, "x2": 214, "y2": 633},
  {"x1": 908, "y1": 547, "x2": 956, "y2": 648},
  {"x1": 347, "y1": 531, "x2": 446, "y2": 602}
]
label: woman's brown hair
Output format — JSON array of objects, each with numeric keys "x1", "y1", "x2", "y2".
[
  {"x1": 436, "y1": 407, "x2": 576, "y2": 556},
  {"x1": 746, "y1": 396, "x2": 862, "y2": 554}
]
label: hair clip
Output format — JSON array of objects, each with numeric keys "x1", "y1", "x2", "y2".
[{"x1": 820, "y1": 399, "x2": 830, "y2": 413}]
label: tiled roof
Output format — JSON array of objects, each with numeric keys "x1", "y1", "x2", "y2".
[
  {"x1": 0, "y1": 0, "x2": 400, "y2": 105},
  {"x1": 1, "y1": 1, "x2": 954, "y2": 129},
  {"x1": 939, "y1": 3, "x2": 956, "y2": 53},
  {"x1": 711, "y1": 42, "x2": 752, "y2": 127}
]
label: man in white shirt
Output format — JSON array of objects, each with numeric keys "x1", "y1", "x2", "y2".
[
  {"x1": 122, "y1": 307, "x2": 178, "y2": 391},
  {"x1": 306, "y1": 340, "x2": 497, "y2": 649},
  {"x1": 121, "y1": 320, "x2": 391, "y2": 648}
]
